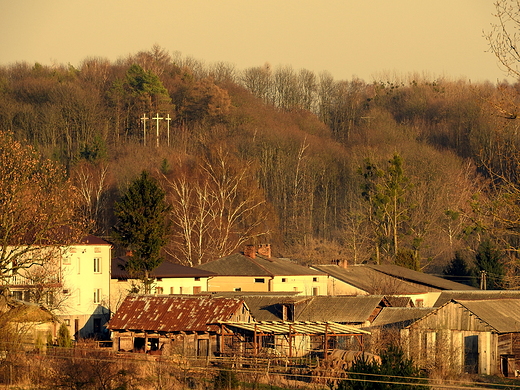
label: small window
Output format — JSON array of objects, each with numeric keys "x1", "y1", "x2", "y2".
[
  {"x1": 12, "y1": 291, "x2": 22, "y2": 300},
  {"x1": 156, "y1": 278, "x2": 162, "y2": 282},
  {"x1": 170, "y1": 287, "x2": 175, "y2": 294},
  {"x1": 281, "y1": 278, "x2": 287, "y2": 282},
  {"x1": 193, "y1": 286, "x2": 202, "y2": 294},
  {"x1": 93, "y1": 258, "x2": 101, "y2": 273},
  {"x1": 64, "y1": 319, "x2": 70, "y2": 326},
  {"x1": 254, "y1": 278, "x2": 265, "y2": 283},
  {"x1": 234, "y1": 287, "x2": 242, "y2": 292},
  {"x1": 63, "y1": 289, "x2": 69, "y2": 295},
  {"x1": 179, "y1": 287, "x2": 183, "y2": 294},
  {"x1": 313, "y1": 277, "x2": 318, "y2": 282},
  {"x1": 94, "y1": 247, "x2": 101, "y2": 253},
  {"x1": 69, "y1": 248, "x2": 77, "y2": 254},
  {"x1": 155, "y1": 287, "x2": 163, "y2": 294},
  {"x1": 93, "y1": 289, "x2": 101, "y2": 304},
  {"x1": 194, "y1": 277, "x2": 201, "y2": 281},
  {"x1": 63, "y1": 256, "x2": 71, "y2": 265}
]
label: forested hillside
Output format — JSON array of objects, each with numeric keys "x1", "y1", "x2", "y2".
[{"x1": 1, "y1": 46, "x2": 519, "y2": 286}]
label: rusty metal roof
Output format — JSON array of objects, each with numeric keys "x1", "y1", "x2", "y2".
[
  {"x1": 108, "y1": 295, "x2": 246, "y2": 333},
  {"x1": 221, "y1": 321, "x2": 370, "y2": 335}
]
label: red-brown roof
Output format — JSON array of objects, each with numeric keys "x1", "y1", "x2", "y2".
[{"x1": 108, "y1": 295, "x2": 245, "y2": 333}]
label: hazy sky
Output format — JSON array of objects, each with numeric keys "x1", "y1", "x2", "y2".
[{"x1": 0, "y1": 1, "x2": 513, "y2": 83}]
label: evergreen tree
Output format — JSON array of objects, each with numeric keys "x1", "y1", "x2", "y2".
[
  {"x1": 57, "y1": 323, "x2": 73, "y2": 348},
  {"x1": 339, "y1": 345, "x2": 428, "y2": 390},
  {"x1": 443, "y1": 251, "x2": 477, "y2": 287},
  {"x1": 113, "y1": 171, "x2": 171, "y2": 293},
  {"x1": 474, "y1": 239, "x2": 504, "y2": 290}
]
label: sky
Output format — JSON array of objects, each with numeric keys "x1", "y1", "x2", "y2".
[{"x1": 0, "y1": 1, "x2": 514, "y2": 84}]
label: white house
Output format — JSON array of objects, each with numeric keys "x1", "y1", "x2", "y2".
[{"x1": 7, "y1": 235, "x2": 112, "y2": 340}]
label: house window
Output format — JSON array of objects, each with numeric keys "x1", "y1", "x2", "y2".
[
  {"x1": 313, "y1": 277, "x2": 318, "y2": 282},
  {"x1": 69, "y1": 248, "x2": 77, "y2": 254},
  {"x1": 255, "y1": 278, "x2": 265, "y2": 283},
  {"x1": 93, "y1": 289, "x2": 101, "y2": 304},
  {"x1": 12, "y1": 291, "x2": 22, "y2": 300},
  {"x1": 63, "y1": 256, "x2": 71, "y2": 265},
  {"x1": 282, "y1": 304, "x2": 294, "y2": 321},
  {"x1": 94, "y1": 247, "x2": 101, "y2": 253},
  {"x1": 155, "y1": 287, "x2": 163, "y2": 294},
  {"x1": 93, "y1": 258, "x2": 101, "y2": 273},
  {"x1": 64, "y1": 319, "x2": 70, "y2": 326},
  {"x1": 234, "y1": 288, "x2": 241, "y2": 292},
  {"x1": 193, "y1": 286, "x2": 202, "y2": 294},
  {"x1": 77, "y1": 290, "x2": 81, "y2": 305},
  {"x1": 170, "y1": 287, "x2": 175, "y2": 294},
  {"x1": 179, "y1": 287, "x2": 183, "y2": 294},
  {"x1": 282, "y1": 278, "x2": 287, "y2": 282},
  {"x1": 23, "y1": 290, "x2": 31, "y2": 302},
  {"x1": 194, "y1": 277, "x2": 200, "y2": 281}
]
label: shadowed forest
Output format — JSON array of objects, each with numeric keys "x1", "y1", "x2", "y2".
[{"x1": 1, "y1": 45, "x2": 520, "y2": 286}]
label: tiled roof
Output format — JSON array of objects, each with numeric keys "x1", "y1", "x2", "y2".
[
  {"x1": 108, "y1": 295, "x2": 245, "y2": 333},
  {"x1": 79, "y1": 235, "x2": 111, "y2": 245},
  {"x1": 197, "y1": 253, "x2": 324, "y2": 276},
  {"x1": 112, "y1": 257, "x2": 216, "y2": 279}
]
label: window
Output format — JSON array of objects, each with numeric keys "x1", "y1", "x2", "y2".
[
  {"x1": 94, "y1": 247, "x2": 101, "y2": 253},
  {"x1": 194, "y1": 277, "x2": 200, "y2": 281},
  {"x1": 155, "y1": 287, "x2": 163, "y2": 294},
  {"x1": 179, "y1": 287, "x2": 183, "y2": 294},
  {"x1": 69, "y1": 248, "x2": 77, "y2": 254},
  {"x1": 281, "y1": 278, "x2": 287, "y2": 282},
  {"x1": 313, "y1": 277, "x2": 318, "y2": 282},
  {"x1": 12, "y1": 291, "x2": 22, "y2": 300},
  {"x1": 234, "y1": 287, "x2": 242, "y2": 292},
  {"x1": 170, "y1": 287, "x2": 175, "y2": 294},
  {"x1": 63, "y1": 256, "x2": 71, "y2": 265},
  {"x1": 93, "y1": 289, "x2": 101, "y2": 304},
  {"x1": 416, "y1": 299, "x2": 424, "y2": 308},
  {"x1": 193, "y1": 286, "x2": 202, "y2": 294},
  {"x1": 93, "y1": 258, "x2": 101, "y2": 273},
  {"x1": 254, "y1": 278, "x2": 265, "y2": 283},
  {"x1": 64, "y1": 319, "x2": 70, "y2": 326}
]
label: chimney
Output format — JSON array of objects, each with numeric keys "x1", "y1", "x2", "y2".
[
  {"x1": 332, "y1": 259, "x2": 348, "y2": 269},
  {"x1": 244, "y1": 245, "x2": 256, "y2": 259},
  {"x1": 257, "y1": 244, "x2": 271, "y2": 258}
]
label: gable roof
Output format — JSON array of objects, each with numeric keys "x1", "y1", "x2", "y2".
[
  {"x1": 112, "y1": 257, "x2": 216, "y2": 279},
  {"x1": 197, "y1": 253, "x2": 323, "y2": 277},
  {"x1": 232, "y1": 295, "x2": 304, "y2": 322},
  {"x1": 108, "y1": 295, "x2": 245, "y2": 333},
  {"x1": 407, "y1": 299, "x2": 520, "y2": 334},
  {"x1": 312, "y1": 264, "x2": 475, "y2": 294},
  {"x1": 78, "y1": 235, "x2": 111, "y2": 246},
  {"x1": 371, "y1": 307, "x2": 434, "y2": 328},
  {"x1": 455, "y1": 299, "x2": 520, "y2": 333},
  {"x1": 433, "y1": 290, "x2": 520, "y2": 307}
]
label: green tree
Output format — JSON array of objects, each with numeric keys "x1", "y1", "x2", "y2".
[
  {"x1": 443, "y1": 251, "x2": 477, "y2": 287},
  {"x1": 339, "y1": 345, "x2": 428, "y2": 390},
  {"x1": 474, "y1": 239, "x2": 504, "y2": 290},
  {"x1": 57, "y1": 322, "x2": 73, "y2": 348},
  {"x1": 113, "y1": 170, "x2": 171, "y2": 293},
  {"x1": 359, "y1": 154, "x2": 411, "y2": 264}
]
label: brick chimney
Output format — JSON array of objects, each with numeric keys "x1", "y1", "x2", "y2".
[
  {"x1": 244, "y1": 245, "x2": 256, "y2": 259},
  {"x1": 332, "y1": 259, "x2": 348, "y2": 268},
  {"x1": 257, "y1": 244, "x2": 271, "y2": 258}
]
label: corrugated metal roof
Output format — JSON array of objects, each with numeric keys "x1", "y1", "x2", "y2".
[
  {"x1": 112, "y1": 257, "x2": 216, "y2": 279},
  {"x1": 295, "y1": 296, "x2": 387, "y2": 323},
  {"x1": 456, "y1": 299, "x2": 520, "y2": 333},
  {"x1": 371, "y1": 307, "x2": 434, "y2": 328},
  {"x1": 222, "y1": 321, "x2": 370, "y2": 335},
  {"x1": 108, "y1": 295, "x2": 245, "y2": 333},
  {"x1": 197, "y1": 253, "x2": 324, "y2": 277},
  {"x1": 433, "y1": 290, "x2": 520, "y2": 307}
]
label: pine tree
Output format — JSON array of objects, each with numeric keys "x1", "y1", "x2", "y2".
[
  {"x1": 474, "y1": 239, "x2": 504, "y2": 290},
  {"x1": 113, "y1": 171, "x2": 171, "y2": 293},
  {"x1": 443, "y1": 251, "x2": 477, "y2": 287}
]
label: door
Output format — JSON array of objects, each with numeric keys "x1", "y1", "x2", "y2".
[{"x1": 464, "y1": 335, "x2": 479, "y2": 374}]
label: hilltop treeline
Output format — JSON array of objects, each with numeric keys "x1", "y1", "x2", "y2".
[{"x1": 1, "y1": 46, "x2": 519, "y2": 282}]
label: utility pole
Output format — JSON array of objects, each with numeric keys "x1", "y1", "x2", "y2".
[
  {"x1": 153, "y1": 113, "x2": 163, "y2": 148},
  {"x1": 165, "y1": 114, "x2": 172, "y2": 147},
  {"x1": 141, "y1": 114, "x2": 149, "y2": 146},
  {"x1": 480, "y1": 270, "x2": 487, "y2": 290}
]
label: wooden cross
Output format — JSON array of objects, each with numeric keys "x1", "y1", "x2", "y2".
[
  {"x1": 141, "y1": 114, "x2": 149, "y2": 146},
  {"x1": 152, "y1": 113, "x2": 163, "y2": 147},
  {"x1": 165, "y1": 114, "x2": 172, "y2": 147}
]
